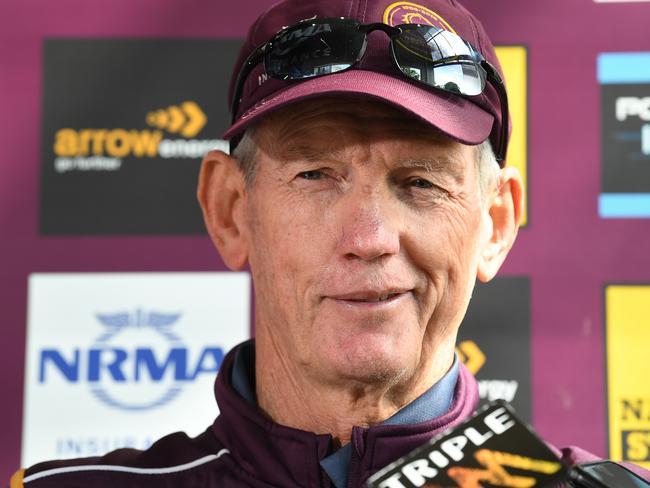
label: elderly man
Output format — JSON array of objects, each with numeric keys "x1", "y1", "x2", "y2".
[{"x1": 12, "y1": 0, "x2": 650, "y2": 486}]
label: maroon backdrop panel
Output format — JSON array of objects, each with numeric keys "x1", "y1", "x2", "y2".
[{"x1": 2, "y1": 0, "x2": 650, "y2": 482}]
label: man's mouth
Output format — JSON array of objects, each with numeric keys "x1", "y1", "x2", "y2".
[
  {"x1": 345, "y1": 293, "x2": 401, "y2": 302},
  {"x1": 328, "y1": 290, "x2": 411, "y2": 305}
]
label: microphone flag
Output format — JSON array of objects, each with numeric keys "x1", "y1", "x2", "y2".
[{"x1": 367, "y1": 400, "x2": 569, "y2": 488}]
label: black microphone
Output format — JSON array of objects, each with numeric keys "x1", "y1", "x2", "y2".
[
  {"x1": 366, "y1": 400, "x2": 649, "y2": 488},
  {"x1": 569, "y1": 461, "x2": 650, "y2": 488}
]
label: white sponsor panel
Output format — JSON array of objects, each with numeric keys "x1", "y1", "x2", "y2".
[{"x1": 22, "y1": 272, "x2": 250, "y2": 467}]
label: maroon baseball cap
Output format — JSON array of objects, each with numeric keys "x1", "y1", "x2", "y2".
[{"x1": 224, "y1": 0, "x2": 508, "y2": 160}]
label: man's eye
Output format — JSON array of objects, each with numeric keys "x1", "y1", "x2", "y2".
[
  {"x1": 409, "y1": 178, "x2": 434, "y2": 189},
  {"x1": 297, "y1": 170, "x2": 324, "y2": 180}
]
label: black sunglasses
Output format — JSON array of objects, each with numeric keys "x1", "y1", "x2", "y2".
[{"x1": 231, "y1": 17, "x2": 509, "y2": 163}]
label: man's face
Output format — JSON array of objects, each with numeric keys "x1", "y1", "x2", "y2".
[{"x1": 241, "y1": 98, "x2": 494, "y2": 388}]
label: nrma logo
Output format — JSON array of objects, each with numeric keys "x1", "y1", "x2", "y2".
[{"x1": 38, "y1": 309, "x2": 223, "y2": 412}]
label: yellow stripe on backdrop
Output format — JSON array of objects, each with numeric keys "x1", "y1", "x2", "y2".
[
  {"x1": 606, "y1": 285, "x2": 650, "y2": 470},
  {"x1": 496, "y1": 46, "x2": 528, "y2": 226}
]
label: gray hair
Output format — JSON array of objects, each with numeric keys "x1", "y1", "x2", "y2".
[
  {"x1": 231, "y1": 128, "x2": 259, "y2": 188},
  {"x1": 232, "y1": 126, "x2": 501, "y2": 203},
  {"x1": 476, "y1": 139, "x2": 501, "y2": 203}
]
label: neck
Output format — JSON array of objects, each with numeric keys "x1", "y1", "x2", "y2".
[{"x1": 254, "y1": 330, "x2": 455, "y2": 446}]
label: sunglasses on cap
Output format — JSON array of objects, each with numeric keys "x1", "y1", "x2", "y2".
[{"x1": 231, "y1": 17, "x2": 509, "y2": 162}]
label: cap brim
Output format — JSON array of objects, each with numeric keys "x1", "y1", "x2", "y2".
[{"x1": 224, "y1": 70, "x2": 494, "y2": 146}]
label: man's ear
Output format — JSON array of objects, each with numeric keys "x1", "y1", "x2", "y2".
[
  {"x1": 477, "y1": 166, "x2": 524, "y2": 282},
  {"x1": 197, "y1": 150, "x2": 249, "y2": 270}
]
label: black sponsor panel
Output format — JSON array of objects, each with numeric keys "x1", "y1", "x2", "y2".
[
  {"x1": 40, "y1": 39, "x2": 242, "y2": 234},
  {"x1": 458, "y1": 276, "x2": 531, "y2": 422},
  {"x1": 601, "y1": 84, "x2": 650, "y2": 194}
]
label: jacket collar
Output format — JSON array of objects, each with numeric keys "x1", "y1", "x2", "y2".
[{"x1": 212, "y1": 341, "x2": 479, "y2": 487}]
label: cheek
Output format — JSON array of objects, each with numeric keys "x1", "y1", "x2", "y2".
[
  {"x1": 442, "y1": 201, "x2": 485, "y2": 265},
  {"x1": 257, "y1": 203, "x2": 325, "y2": 269},
  {"x1": 443, "y1": 207, "x2": 488, "y2": 314},
  {"x1": 246, "y1": 194, "x2": 330, "y2": 311},
  {"x1": 410, "y1": 201, "x2": 484, "y2": 266},
  {"x1": 412, "y1": 203, "x2": 486, "y2": 316}
]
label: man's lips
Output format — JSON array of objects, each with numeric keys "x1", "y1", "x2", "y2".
[{"x1": 326, "y1": 289, "x2": 412, "y2": 304}]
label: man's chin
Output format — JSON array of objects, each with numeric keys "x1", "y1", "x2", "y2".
[
  {"x1": 344, "y1": 365, "x2": 409, "y2": 388},
  {"x1": 321, "y1": 349, "x2": 414, "y2": 389},
  {"x1": 308, "y1": 314, "x2": 423, "y2": 387}
]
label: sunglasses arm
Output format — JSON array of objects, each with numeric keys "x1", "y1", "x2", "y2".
[
  {"x1": 230, "y1": 44, "x2": 267, "y2": 126},
  {"x1": 482, "y1": 60, "x2": 509, "y2": 164}
]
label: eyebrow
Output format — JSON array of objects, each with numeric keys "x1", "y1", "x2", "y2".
[
  {"x1": 396, "y1": 157, "x2": 466, "y2": 184},
  {"x1": 273, "y1": 146, "x2": 468, "y2": 184}
]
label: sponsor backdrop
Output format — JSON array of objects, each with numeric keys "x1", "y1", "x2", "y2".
[
  {"x1": 1, "y1": 0, "x2": 650, "y2": 481},
  {"x1": 458, "y1": 277, "x2": 531, "y2": 422},
  {"x1": 605, "y1": 285, "x2": 650, "y2": 470},
  {"x1": 22, "y1": 272, "x2": 249, "y2": 467},
  {"x1": 598, "y1": 52, "x2": 650, "y2": 218},
  {"x1": 40, "y1": 39, "x2": 240, "y2": 234}
]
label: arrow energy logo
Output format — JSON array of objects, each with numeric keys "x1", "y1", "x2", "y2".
[
  {"x1": 456, "y1": 340, "x2": 486, "y2": 375},
  {"x1": 457, "y1": 340, "x2": 520, "y2": 406},
  {"x1": 458, "y1": 277, "x2": 531, "y2": 421},
  {"x1": 53, "y1": 100, "x2": 220, "y2": 174},
  {"x1": 146, "y1": 101, "x2": 207, "y2": 138}
]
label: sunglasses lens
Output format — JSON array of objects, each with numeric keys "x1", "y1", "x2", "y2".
[
  {"x1": 265, "y1": 20, "x2": 366, "y2": 80},
  {"x1": 392, "y1": 26, "x2": 486, "y2": 96}
]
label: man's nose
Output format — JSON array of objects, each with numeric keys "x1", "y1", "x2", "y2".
[{"x1": 335, "y1": 184, "x2": 401, "y2": 262}]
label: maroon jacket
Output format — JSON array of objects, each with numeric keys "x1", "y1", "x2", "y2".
[{"x1": 11, "y1": 345, "x2": 648, "y2": 487}]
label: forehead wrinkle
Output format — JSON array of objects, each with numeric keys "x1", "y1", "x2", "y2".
[
  {"x1": 259, "y1": 119, "x2": 374, "y2": 167},
  {"x1": 280, "y1": 142, "x2": 349, "y2": 165},
  {"x1": 257, "y1": 117, "x2": 361, "y2": 164},
  {"x1": 254, "y1": 98, "x2": 472, "y2": 173},
  {"x1": 256, "y1": 98, "x2": 418, "y2": 152}
]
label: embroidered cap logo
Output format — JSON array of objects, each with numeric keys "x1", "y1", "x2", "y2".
[{"x1": 383, "y1": 1, "x2": 457, "y2": 32}]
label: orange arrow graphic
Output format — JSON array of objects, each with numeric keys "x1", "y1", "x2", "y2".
[
  {"x1": 181, "y1": 101, "x2": 207, "y2": 138},
  {"x1": 167, "y1": 105, "x2": 185, "y2": 133},
  {"x1": 155, "y1": 109, "x2": 169, "y2": 128},
  {"x1": 456, "y1": 340, "x2": 486, "y2": 375},
  {"x1": 145, "y1": 101, "x2": 207, "y2": 137}
]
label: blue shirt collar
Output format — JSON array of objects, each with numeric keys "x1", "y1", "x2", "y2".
[{"x1": 230, "y1": 342, "x2": 459, "y2": 488}]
